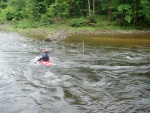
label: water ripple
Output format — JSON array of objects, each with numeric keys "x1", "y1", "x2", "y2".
[{"x1": 0, "y1": 31, "x2": 150, "y2": 113}]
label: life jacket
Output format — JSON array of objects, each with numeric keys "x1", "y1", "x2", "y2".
[{"x1": 43, "y1": 53, "x2": 49, "y2": 61}]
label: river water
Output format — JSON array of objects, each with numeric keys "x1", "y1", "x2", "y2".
[{"x1": 0, "y1": 31, "x2": 150, "y2": 113}]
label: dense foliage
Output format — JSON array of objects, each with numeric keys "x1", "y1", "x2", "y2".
[{"x1": 0, "y1": 0, "x2": 150, "y2": 28}]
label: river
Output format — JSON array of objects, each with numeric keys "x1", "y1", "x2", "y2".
[{"x1": 0, "y1": 31, "x2": 150, "y2": 113}]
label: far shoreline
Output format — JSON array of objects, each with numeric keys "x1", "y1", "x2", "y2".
[{"x1": 0, "y1": 23, "x2": 150, "y2": 41}]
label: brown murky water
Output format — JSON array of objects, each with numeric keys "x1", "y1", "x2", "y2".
[{"x1": 64, "y1": 33, "x2": 150, "y2": 47}]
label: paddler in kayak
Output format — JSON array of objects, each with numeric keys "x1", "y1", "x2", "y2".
[{"x1": 37, "y1": 49, "x2": 50, "y2": 61}]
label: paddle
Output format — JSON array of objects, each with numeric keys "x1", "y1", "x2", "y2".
[{"x1": 34, "y1": 56, "x2": 40, "y2": 63}]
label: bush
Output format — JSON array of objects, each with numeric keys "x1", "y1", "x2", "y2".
[
  {"x1": 40, "y1": 14, "x2": 53, "y2": 26},
  {"x1": 6, "y1": 11, "x2": 15, "y2": 20},
  {"x1": 70, "y1": 18, "x2": 88, "y2": 27},
  {"x1": 0, "y1": 2, "x2": 7, "y2": 9},
  {"x1": 6, "y1": 11, "x2": 24, "y2": 21},
  {"x1": 87, "y1": 16, "x2": 97, "y2": 23},
  {"x1": 46, "y1": 2, "x2": 69, "y2": 18},
  {"x1": 70, "y1": 17, "x2": 97, "y2": 27},
  {"x1": 14, "y1": 19, "x2": 38, "y2": 28},
  {"x1": 0, "y1": 8, "x2": 6, "y2": 23}
]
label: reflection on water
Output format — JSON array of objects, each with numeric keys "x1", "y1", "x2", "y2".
[
  {"x1": 0, "y1": 31, "x2": 150, "y2": 113},
  {"x1": 64, "y1": 33, "x2": 150, "y2": 47}
]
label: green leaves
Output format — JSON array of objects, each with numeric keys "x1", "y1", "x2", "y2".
[
  {"x1": 140, "y1": 0, "x2": 150, "y2": 21},
  {"x1": 117, "y1": 4, "x2": 132, "y2": 24},
  {"x1": 0, "y1": 0, "x2": 150, "y2": 28},
  {"x1": 40, "y1": 14, "x2": 53, "y2": 26},
  {"x1": 70, "y1": 17, "x2": 96, "y2": 27},
  {"x1": 47, "y1": 2, "x2": 69, "y2": 18},
  {"x1": 70, "y1": 18, "x2": 87, "y2": 27},
  {"x1": 125, "y1": 15, "x2": 132, "y2": 23},
  {"x1": 117, "y1": 4, "x2": 131, "y2": 12}
]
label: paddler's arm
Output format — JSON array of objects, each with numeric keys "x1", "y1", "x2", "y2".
[{"x1": 35, "y1": 57, "x2": 42, "y2": 63}]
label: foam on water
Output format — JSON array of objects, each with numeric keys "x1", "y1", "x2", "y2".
[{"x1": 0, "y1": 31, "x2": 150, "y2": 113}]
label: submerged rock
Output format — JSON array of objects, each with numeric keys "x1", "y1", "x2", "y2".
[{"x1": 44, "y1": 38, "x2": 53, "y2": 42}]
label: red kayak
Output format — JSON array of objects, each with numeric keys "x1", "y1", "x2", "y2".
[{"x1": 39, "y1": 60, "x2": 53, "y2": 67}]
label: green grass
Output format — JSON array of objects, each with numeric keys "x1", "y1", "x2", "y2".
[{"x1": 0, "y1": 16, "x2": 138, "y2": 36}]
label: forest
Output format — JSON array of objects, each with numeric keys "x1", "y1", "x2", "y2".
[{"x1": 0, "y1": 0, "x2": 150, "y2": 29}]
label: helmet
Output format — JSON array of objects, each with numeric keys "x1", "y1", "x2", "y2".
[{"x1": 45, "y1": 49, "x2": 49, "y2": 52}]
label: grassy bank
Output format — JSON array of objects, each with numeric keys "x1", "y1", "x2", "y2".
[{"x1": 0, "y1": 17, "x2": 147, "y2": 41}]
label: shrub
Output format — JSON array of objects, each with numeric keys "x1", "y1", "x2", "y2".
[
  {"x1": 6, "y1": 11, "x2": 15, "y2": 20},
  {"x1": 87, "y1": 16, "x2": 97, "y2": 23},
  {"x1": 0, "y1": 8, "x2": 6, "y2": 23},
  {"x1": 46, "y1": 2, "x2": 69, "y2": 18},
  {"x1": 40, "y1": 14, "x2": 53, "y2": 26},
  {"x1": 14, "y1": 19, "x2": 38, "y2": 28},
  {"x1": 70, "y1": 18, "x2": 88, "y2": 27},
  {"x1": 0, "y1": 2, "x2": 7, "y2": 9}
]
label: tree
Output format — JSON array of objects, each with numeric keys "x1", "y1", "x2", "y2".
[
  {"x1": 108, "y1": 0, "x2": 112, "y2": 21},
  {"x1": 0, "y1": 0, "x2": 150, "y2": 28},
  {"x1": 46, "y1": 1, "x2": 69, "y2": 18},
  {"x1": 93, "y1": 0, "x2": 95, "y2": 15},
  {"x1": 139, "y1": 0, "x2": 150, "y2": 25},
  {"x1": 88, "y1": 0, "x2": 91, "y2": 16}
]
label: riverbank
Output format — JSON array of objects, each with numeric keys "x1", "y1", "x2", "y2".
[{"x1": 0, "y1": 23, "x2": 150, "y2": 42}]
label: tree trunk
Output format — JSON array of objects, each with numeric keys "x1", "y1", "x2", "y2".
[
  {"x1": 93, "y1": 0, "x2": 95, "y2": 15},
  {"x1": 88, "y1": 0, "x2": 91, "y2": 16},
  {"x1": 122, "y1": 0, "x2": 126, "y2": 26},
  {"x1": 108, "y1": 0, "x2": 112, "y2": 21},
  {"x1": 82, "y1": 0, "x2": 86, "y2": 16},
  {"x1": 133, "y1": 1, "x2": 138, "y2": 25}
]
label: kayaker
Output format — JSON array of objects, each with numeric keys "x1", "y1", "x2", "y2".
[{"x1": 38, "y1": 49, "x2": 50, "y2": 61}]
